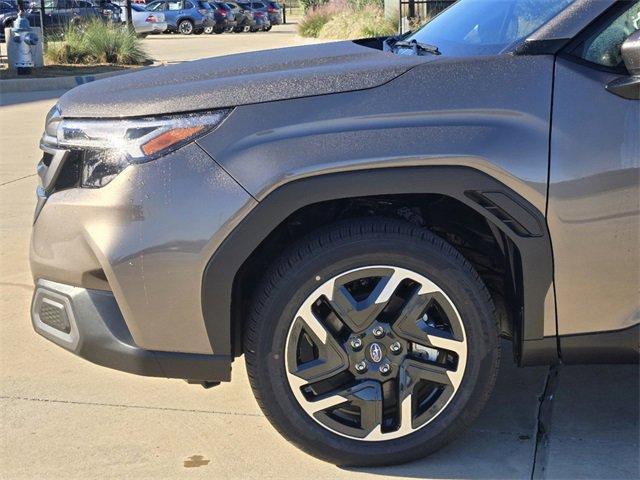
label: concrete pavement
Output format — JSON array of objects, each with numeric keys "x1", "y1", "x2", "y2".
[{"x1": 0, "y1": 41, "x2": 638, "y2": 479}]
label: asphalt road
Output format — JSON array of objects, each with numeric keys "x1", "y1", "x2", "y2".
[{"x1": 0, "y1": 31, "x2": 638, "y2": 480}]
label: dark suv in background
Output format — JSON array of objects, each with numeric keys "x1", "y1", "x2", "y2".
[
  {"x1": 237, "y1": 0, "x2": 268, "y2": 30},
  {"x1": 30, "y1": 0, "x2": 640, "y2": 468},
  {"x1": 226, "y1": 0, "x2": 254, "y2": 32},
  {"x1": 1, "y1": 0, "x2": 100, "y2": 36},
  {"x1": 207, "y1": 1, "x2": 235, "y2": 33},
  {"x1": 0, "y1": 0, "x2": 17, "y2": 41},
  {"x1": 251, "y1": 0, "x2": 281, "y2": 24}
]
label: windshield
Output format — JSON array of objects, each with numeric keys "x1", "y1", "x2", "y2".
[{"x1": 405, "y1": 0, "x2": 575, "y2": 56}]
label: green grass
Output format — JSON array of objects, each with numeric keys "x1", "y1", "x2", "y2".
[{"x1": 45, "y1": 20, "x2": 149, "y2": 66}]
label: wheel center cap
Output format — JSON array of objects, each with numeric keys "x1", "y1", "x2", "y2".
[{"x1": 368, "y1": 343, "x2": 383, "y2": 363}]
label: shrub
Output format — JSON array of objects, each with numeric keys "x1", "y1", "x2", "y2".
[
  {"x1": 298, "y1": 3, "x2": 339, "y2": 37},
  {"x1": 318, "y1": 5, "x2": 396, "y2": 39},
  {"x1": 347, "y1": 0, "x2": 383, "y2": 11},
  {"x1": 299, "y1": 0, "x2": 328, "y2": 12},
  {"x1": 45, "y1": 20, "x2": 149, "y2": 65}
]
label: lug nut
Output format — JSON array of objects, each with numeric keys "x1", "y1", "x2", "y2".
[
  {"x1": 390, "y1": 342, "x2": 402, "y2": 354},
  {"x1": 355, "y1": 361, "x2": 367, "y2": 373},
  {"x1": 379, "y1": 363, "x2": 391, "y2": 375},
  {"x1": 350, "y1": 337, "x2": 363, "y2": 350},
  {"x1": 372, "y1": 326, "x2": 385, "y2": 338}
]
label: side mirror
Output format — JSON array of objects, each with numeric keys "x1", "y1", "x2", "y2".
[{"x1": 606, "y1": 29, "x2": 640, "y2": 100}]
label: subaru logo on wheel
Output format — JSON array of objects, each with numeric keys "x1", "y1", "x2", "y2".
[{"x1": 369, "y1": 343, "x2": 383, "y2": 363}]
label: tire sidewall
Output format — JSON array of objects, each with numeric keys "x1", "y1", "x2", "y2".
[
  {"x1": 178, "y1": 20, "x2": 193, "y2": 34},
  {"x1": 249, "y1": 231, "x2": 499, "y2": 465}
]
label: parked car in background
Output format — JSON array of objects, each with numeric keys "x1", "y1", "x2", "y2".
[
  {"x1": 26, "y1": 0, "x2": 100, "y2": 32},
  {"x1": 125, "y1": 3, "x2": 167, "y2": 36},
  {"x1": 145, "y1": 0, "x2": 213, "y2": 34},
  {"x1": 251, "y1": 0, "x2": 280, "y2": 25},
  {"x1": 82, "y1": 0, "x2": 122, "y2": 23},
  {"x1": 226, "y1": 0, "x2": 254, "y2": 32},
  {"x1": 237, "y1": 1, "x2": 268, "y2": 31},
  {"x1": 206, "y1": 1, "x2": 235, "y2": 34},
  {"x1": 0, "y1": 0, "x2": 17, "y2": 42},
  {"x1": 0, "y1": 0, "x2": 100, "y2": 37}
]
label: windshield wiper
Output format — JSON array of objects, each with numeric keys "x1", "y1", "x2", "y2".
[{"x1": 386, "y1": 38, "x2": 441, "y2": 56}]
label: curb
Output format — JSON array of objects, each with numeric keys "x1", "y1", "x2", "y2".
[{"x1": 0, "y1": 62, "x2": 163, "y2": 93}]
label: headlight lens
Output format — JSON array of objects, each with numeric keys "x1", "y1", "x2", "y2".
[{"x1": 47, "y1": 110, "x2": 230, "y2": 188}]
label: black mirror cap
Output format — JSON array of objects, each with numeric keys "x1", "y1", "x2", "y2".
[{"x1": 621, "y1": 29, "x2": 640, "y2": 76}]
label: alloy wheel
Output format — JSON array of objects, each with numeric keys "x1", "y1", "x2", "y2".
[
  {"x1": 179, "y1": 20, "x2": 193, "y2": 34},
  {"x1": 285, "y1": 266, "x2": 467, "y2": 441}
]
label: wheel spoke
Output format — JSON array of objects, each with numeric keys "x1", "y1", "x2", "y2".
[
  {"x1": 326, "y1": 268, "x2": 396, "y2": 332},
  {"x1": 395, "y1": 357, "x2": 458, "y2": 432},
  {"x1": 314, "y1": 380, "x2": 383, "y2": 439},
  {"x1": 392, "y1": 289, "x2": 466, "y2": 357},
  {"x1": 287, "y1": 305, "x2": 349, "y2": 385},
  {"x1": 400, "y1": 357, "x2": 454, "y2": 389}
]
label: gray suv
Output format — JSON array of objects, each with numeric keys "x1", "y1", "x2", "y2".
[{"x1": 30, "y1": 0, "x2": 639, "y2": 467}]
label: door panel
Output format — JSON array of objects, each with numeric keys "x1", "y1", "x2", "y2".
[{"x1": 548, "y1": 57, "x2": 639, "y2": 335}]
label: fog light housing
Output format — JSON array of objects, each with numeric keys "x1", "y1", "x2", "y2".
[{"x1": 38, "y1": 299, "x2": 71, "y2": 334}]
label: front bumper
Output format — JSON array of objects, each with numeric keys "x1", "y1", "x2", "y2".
[
  {"x1": 31, "y1": 279, "x2": 231, "y2": 381},
  {"x1": 31, "y1": 141, "x2": 256, "y2": 365}
]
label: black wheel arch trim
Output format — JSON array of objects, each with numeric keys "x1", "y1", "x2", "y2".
[{"x1": 201, "y1": 166, "x2": 557, "y2": 368}]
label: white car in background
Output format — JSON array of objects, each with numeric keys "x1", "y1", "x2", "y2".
[{"x1": 124, "y1": 3, "x2": 167, "y2": 36}]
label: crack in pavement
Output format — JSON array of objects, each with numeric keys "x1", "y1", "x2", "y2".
[
  {"x1": 0, "y1": 173, "x2": 37, "y2": 188},
  {"x1": 531, "y1": 365, "x2": 561, "y2": 480},
  {"x1": 0, "y1": 395, "x2": 264, "y2": 418}
]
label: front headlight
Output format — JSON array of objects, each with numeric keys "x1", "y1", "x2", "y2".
[{"x1": 44, "y1": 109, "x2": 230, "y2": 188}]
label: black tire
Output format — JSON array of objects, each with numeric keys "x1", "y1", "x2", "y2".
[
  {"x1": 244, "y1": 218, "x2": 500, "y2": 467},
  {"x1": 178, "y1": 19, "x2": 194, "y2": 35},
  {"x1": 203, "y1": 25, "x2": 214, "y2": 34},
  {"x1": 263, "y1": 25, "x2": 272, "y2": 31}
]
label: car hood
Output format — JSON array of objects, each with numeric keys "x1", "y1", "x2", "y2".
[{"x1": 56, "y1": 41, "x2": 429, "y2": 118}]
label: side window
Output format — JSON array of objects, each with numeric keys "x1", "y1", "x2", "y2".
[
  {"x1": 183, "y1": 1, "x2": 193, "y2": 9},
  {"x1": 167, "y1": 1, "x2": 182, "y2": 10},
  {"x1": 572, "y1": 3, "x2": 640, "y2": 70}
]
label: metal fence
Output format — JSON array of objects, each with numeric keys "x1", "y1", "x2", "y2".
[{"x1": 399, "y1": 0, "x2": 455, "y2": 33}]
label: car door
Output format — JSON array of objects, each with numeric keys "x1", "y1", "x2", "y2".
[
  {"x1": 548, "y1": 3, "x2": 640, "y2": 339},
  {"x1": 166, "y1": 0, "x2": 183, "y2": 25},
  {"x1": 148, "y1": 0, "x2": 170, "y2": 25}
]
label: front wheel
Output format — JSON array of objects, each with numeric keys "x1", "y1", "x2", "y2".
[
  {"x1": 177, "y1": 19, "x2": 194, "y2": 35},
  {"x1": 244, "y1": 218, "x2": 500, "y2": 466},
  {"x1": 203, "y1": 25, "x2": 214, "y2": 34}
]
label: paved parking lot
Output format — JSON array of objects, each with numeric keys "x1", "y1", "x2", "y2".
[
  {"x1": 0, "y1": 34, "x2": 638, "y2": 479},
  {"x1": 142, "y1": 23, "x2": 327, "y2": 63}
]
